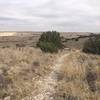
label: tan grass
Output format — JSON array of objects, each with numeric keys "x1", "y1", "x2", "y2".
[
  {"x1": 0, "y1": 48, "x2": 100, "y2": 100},
  {"x1": 0, "y1": 47, "x2": 57, "y2": 99},
  {"x1": 56, "y1": 51, "x2": 100, "y2": 100}
]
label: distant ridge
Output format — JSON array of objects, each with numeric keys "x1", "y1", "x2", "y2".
[
  {"x1": 0, "y1": 32, "x2": 41, "y2": 36},
  {"x1": 0, "y1": 32, "x2": 99, "y2": 37}
]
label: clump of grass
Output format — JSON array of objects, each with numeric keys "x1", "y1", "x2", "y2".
[
  {"x1": 86, "y1": 67, "x2": 97, "y2": 92},
  {"x1": 33, "y1": 61, "x2": 40, "y2": 66}
]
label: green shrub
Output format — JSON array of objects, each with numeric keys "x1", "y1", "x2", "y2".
[
  {"x1": 38, "y1": 42, "x2": 58, "y2": 53},
  {"x1": 37, "y1": 31, "x2": 63, "y2": 53},
  {"x1": 75, "y1": 38, "x2": 79, "y2": 41},
  {"x1": 83, "y1": 36, "x2": 100, "y2": 54}
]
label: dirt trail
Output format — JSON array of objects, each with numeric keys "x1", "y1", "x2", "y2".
[{"x1": 22, "y1": 52, "x2": 72, "y2": 100}]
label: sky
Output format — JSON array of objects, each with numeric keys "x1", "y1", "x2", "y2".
[{"x1": 0, "y1": 0, "x2": 100, "y2": 32}]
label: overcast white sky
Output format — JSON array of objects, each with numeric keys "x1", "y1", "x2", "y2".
[{"x1": 0, "y1": 0, "x2": 100, "y2": 32}]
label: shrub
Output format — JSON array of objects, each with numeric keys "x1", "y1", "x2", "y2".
[
  {"x1": 37, "y1": 42, "x2": 58, "y2": 53},
  {"x1": 83, "y1": 36, "x2": 100, "y2": 54},
  {"x1": 33, "y1": 61, "x2": 40, "y2": 66},
  {"x1": 37, "y1": 31, "x2": 63, "y2": 53},
  {"x1": 86, "y1": 70, "x2": 97, "y2": 92},
  {"x1": 16, "y1": 43, "x2": 25, "y2": 47},
  {"x1": 75, "y1": 38, "x2": 79, "y2": 41}
]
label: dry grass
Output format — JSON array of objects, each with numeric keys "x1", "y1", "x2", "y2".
[
  {"x1": 55, "y1": 51, "x2": 100, "y2": 100},
  {"x1": 0, "y1": 48, "x2": 100, "y2": 100},
  {"x1": 0, "y1": 47, "x2": 57, "y2": 99}
]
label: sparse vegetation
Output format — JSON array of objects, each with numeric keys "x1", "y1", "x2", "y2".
[
  {"x1": 37, "y1": 31, "x2": 63, "y2": 53},
  {"x1": 83, "y1": 36, "x2": 100, "y2": 54},
  {"x1": 0, "y1": 47, "x2": 56, "y2": 99},
  {"x1": 0, "y1": 47, "x2": 100, "y2": 100},
  {"x1": 0, "y1": 33, "x2": 100, "y2": 100},
  {"x1": 55, "y1": 51, "x2": 100, "y2": 100}
]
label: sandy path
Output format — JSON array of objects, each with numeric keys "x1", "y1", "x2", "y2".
[{"x1": 22, "y1": 52, "x2": 71, "y2": 100}]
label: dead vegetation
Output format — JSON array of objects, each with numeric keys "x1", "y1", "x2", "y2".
[
  {"x1": 0, "y1": 47, "x2": 57, "y2": 100},
  {"x1": 54, "y1": 51, "x2": 100, "y2": 100},
  {"x1": 0, "y1": 47, "x2": 100, "y2": 100}
]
